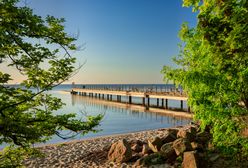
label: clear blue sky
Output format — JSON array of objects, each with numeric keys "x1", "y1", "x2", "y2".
[{"x1": 6, "y1": 0, "x2": 197, "y2": 84}]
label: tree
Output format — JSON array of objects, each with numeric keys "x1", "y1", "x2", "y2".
[
  {"x1": 0, "y1": 0, "x2": 102, "y2": 166},
  {"x1": 162, "y1": 0, "x2": 248, "y2": 157}
]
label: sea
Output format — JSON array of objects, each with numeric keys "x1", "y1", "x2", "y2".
[{"x1": 1, "y1": 84, "x2": 191, "y2": 147}]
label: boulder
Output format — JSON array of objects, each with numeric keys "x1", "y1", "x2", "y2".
[
  {"x1": 173, "y1": 138, "x2": 193, "y2": 156},
  {"x1": 209, "y1": 153, "x2": 220, "y2": 162},
  {"x1": 191, "y1": 142, "x2": 203, "y2": 151},
  {"x1": 142, "y1": 144, "x2": 152, "y2": 155},
  {"x1": 108, "y1": 139, "x2": 132, "y2": 163},
  {"x1": 188, "y1": 126, "x2": 197, "y2": 135},
  {"x1": 129, "y1": 153, "x2": 143, "y2": 162},
  {"x1": 167, "y1": 128, "x2": 179, "y2": 137},
  {"x1": 161, "y1": 132, "x2": 177, "y2": 144},
  {"x1": 182, "y1": 151, "x2": 200, "y2": 168},
  {"x1": 131, "y1": 143, "x2": 142, "y2": 153},
  {"x1": 177, "y1": 128, "x2": 195, "y2": 142},
  {"x1": 120, "y1": 163, "x2": 128, "y2": 168},
  {"x1": 160, "y1": 142, "x2": 177, "y2": 163},
  {"x1": 148, "y1": 164, "x2": 173, "y2": 168},
  {"x1": 135, "y1": 152, "x2": 165, "y2": 166},
  {"x1": 129, "y1": 139, "x2": 143, "y2": 146},
  {"x1": 148, "y1": 137, "x2": 163, "y2": 153}
]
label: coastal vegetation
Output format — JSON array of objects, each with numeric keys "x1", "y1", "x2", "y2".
[
  {"x1": 162, "y1": 0, "x2": 248, "y2": 158},
  {"x1": 0, "y1": 0, "x2": 102, "y2": 167}
]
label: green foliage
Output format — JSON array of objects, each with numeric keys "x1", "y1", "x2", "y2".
[
  {"x1": 0, "y1": 146, "x2": 42, "y2": 168},
  {"x1": 162, "y1": 0, "x2": 248, "y2": 157},
  {"x1": 0, "y1": 0, "x2": 102, "y2": 166}
]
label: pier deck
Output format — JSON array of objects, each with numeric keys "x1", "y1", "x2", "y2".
[
  {"x1": 71, "y1": 87, "x2": 190, "y2": 112},
  {"x1": 72, "y1": 88, "x2": 187, "y2": 100}
]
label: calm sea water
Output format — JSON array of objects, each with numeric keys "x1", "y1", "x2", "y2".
[{"x1": 2, "y1": 84, "x2": 191, "y2": 147}]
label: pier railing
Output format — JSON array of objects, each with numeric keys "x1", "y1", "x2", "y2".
[{"x1": 72, "y1": 84, "x2": 185, "y2": 96}]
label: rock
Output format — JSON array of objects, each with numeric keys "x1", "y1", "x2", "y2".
[
  {"x1": 120, "y1": 163, "x2": 129, "y2": 168},
  {"x1": 129, "y1": 153, "x2": 142, "y2": 162},
  {"x1": 196, "y1": 132, "x2": 211, "y2": 145},
  {"x1": 209, "y1": 153, "x2": 220, "y2": 162},
  {"x1": 167, "y1": 128, "x2": 179, "y2": 137},
  {"x1": 149, "y1": 164, "x2": 173, "y2": 168},
  {"x1": 108, "y1": 139, "x2": 132, "y2": 163},
  {"x1": 135, "y1": 153, "x2": 165, "y2": 166},
  {"x1": 129, "y1": 139, "x2": 143, "y2": 146},
  {"x1": 173, "y1": 138, "x2": 193, "y2": 156},
  {"x1": 160, "y1": 142, "x2": 177, "y2": 163},
  {"x1": 142, "y1": 144, "x2": 152, "y2": 155},
  {"x1": 131, "y1": 143, "x2": 142, "y2": 153},
  {"x1": 188, "y1": 126, "x2": 197, "y2": 135},
  {"x1": 191, "y1": 142, "x2": 203, "y2": 151},
  {"x1": 135, "y1": 158, "x2": 143, "y2": 166},
  {"x1": 177, "y1": 128, "x2": 195, "y2": 142},
  {"x1": 182, "y1": 151, "x2": 200, "y2": 168},
  {"x1": 161, "y1": 132, "x2": 177, "y2": 144},
  {"x1": 148, "y1": 137, "x2": 163, "y2": 153}
]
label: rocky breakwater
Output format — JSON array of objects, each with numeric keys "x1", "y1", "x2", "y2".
[{"x1": 108, "y1": 123, "x2": 211, "y2": 168}]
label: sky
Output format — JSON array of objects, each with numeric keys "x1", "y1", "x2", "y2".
[{"x1": 2, "y1": 0, "x2": 197, "y2": 84}]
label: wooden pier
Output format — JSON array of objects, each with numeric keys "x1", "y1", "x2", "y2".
[{"x1": 71, "y1": 85, "x2": 190, "y2": 112}]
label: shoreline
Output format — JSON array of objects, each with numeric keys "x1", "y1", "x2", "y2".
[
  {"x1": 35, "y1": 126, "x2": 184, "y2": 149},
  {"x1": 24, "y1": 126, "x2": 182, "y2": 168}
]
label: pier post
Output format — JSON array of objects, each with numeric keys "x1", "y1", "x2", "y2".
[
  {"x1": 110, "y1": 95, "x2": 112, "y2": 100},
  {"x1": 98, "y1": 94, "x2": 100, "y2": 98},
  {"x1": 102, "y1": 94, "x2": 104, "y2": 99},
  {"x1": 165, "y1": 99, "x2": 168, "y2": 109},
  {"x1": 142, "y1": 97, "x2": 145, "y2": 106},
  {"x1": 162, "y1": 99, "x2": 164, "y2": 108},
  {"x1": 107, "y1": 94, "x2": 109, "y2": 100},
  {"x1": 180, "y1": 100, "x2": 183, "y2": 110},
  {"x1": 147, "y1": 96, "x2": 150, "y2": 107},
  {"x1": 157, "y1": 98, "x2": 159, "y2": 107},
  {"x1": 117, "y1": 95, "x2": 121, "y2": 102},
  {"x1": 129, "y1": 96, "x2": 132, "y2": 104}
]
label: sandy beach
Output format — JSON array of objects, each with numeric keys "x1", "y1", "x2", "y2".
[{"x1": 24, "y1": 127, "x2": 182, "y2": 168}]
